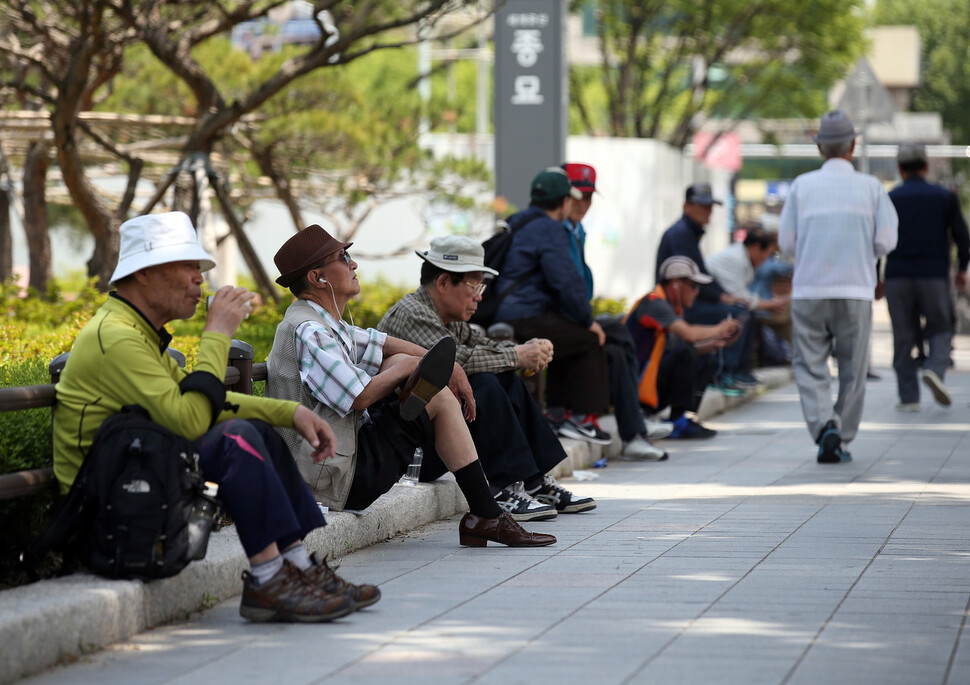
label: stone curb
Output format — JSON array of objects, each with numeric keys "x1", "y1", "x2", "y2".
[{"x1": 0, "y1": 366, "x2": 792, "y2": 684}]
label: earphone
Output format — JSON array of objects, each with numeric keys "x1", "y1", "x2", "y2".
[{"x1": 318, "y1": 278, "x2": 327, "y2": 284}]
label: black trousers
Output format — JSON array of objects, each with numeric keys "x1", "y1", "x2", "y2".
[
  {"x1": 656, "y1": 342, "x2": 717, "y2": 420},
  {"x1": 599, "y1": 316, "x2": 649, "y2": 442},
  {"x1": 508, "y1": 312, "x2": 610, "y2": 415},
  {"x1": 466, "y1": 371, "x2": 567, "y2": 488}
]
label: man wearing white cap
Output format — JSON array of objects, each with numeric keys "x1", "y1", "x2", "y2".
[
  {"x1": 779, "y1": 110, "x2": 898, "y2": 463},
  {"x1": 378, "y1": 235, "x2": 596, "y2": 521},
  {"x1": 54, "y1": 211, "x2": 378, "y2": 623}
]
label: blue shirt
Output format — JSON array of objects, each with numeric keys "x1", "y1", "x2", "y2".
[
  {"x1": 886, "y1": 176, "x2": 970, "y2": 280},
  {"x1": 563, "y1": 218, "x2": 594, "y2": 301}
]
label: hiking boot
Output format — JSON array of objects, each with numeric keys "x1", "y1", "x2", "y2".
[
  {"x1": 620, "y1": 435, "x2": 669, "y2": 461},
  {"x1": 531, "y1": 475, "x2": 596, "y2": 513},
  {"x1": 494, "y1": 485, "x2": 558, "y2": 521},
  {"x1": 239, "y1": 561, "x2": 355, "y2": 623},
  {"x1": 667, "y1": 416, "x2": 717, "y2": 439},
  {"x1": 921, "y1": 370, "x2": 951, "y2": 407},
  {"x1": 306, "y1": 553, "x2": 382, "y2": 609}
]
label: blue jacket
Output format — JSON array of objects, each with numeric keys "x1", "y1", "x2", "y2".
[
  {"x1": 655, "y1": 214, "x2": 725, "y2": 303},
  {"x1": 563, "y1": 218, "x2": 594, "y2": 301},
  {"x1": 887, "y1": 177, "x2": 970, "y2": 280},
  {"x1": 494, "y1": 206, "x2": 593, "y2": 326}
]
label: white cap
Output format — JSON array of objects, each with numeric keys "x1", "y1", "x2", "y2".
[
  {"x1": 415, "y1": 235, "x2": 499, "y2": 276},
  {"x1": 110, "y1": 212, "x2": 215, "y2": 285}
]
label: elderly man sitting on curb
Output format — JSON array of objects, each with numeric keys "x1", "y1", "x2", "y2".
[
  {"x1": 266, "y1": 225, "x2": 555, "y2": 549},
  {"x1": 53, "y1": 211, "x2": 377, "y2": 624},
  {"x1": 625, "y1": 256, "x2": 742, "y2": 439},
  {"x1": 377, "y1": 235, "x2": 596, "y2": 521}
]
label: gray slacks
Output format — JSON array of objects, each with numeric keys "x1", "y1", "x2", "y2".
[
  {"x1": 884, "y1": 278, "x2": 953, "y2": 404},
  {"x1": 791, "y1": 298, "x2": 872, "y2": 444}
]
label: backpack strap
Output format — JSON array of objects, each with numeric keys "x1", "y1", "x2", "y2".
[{"x1": 179, "y1": 371, "x2": 234, "y2": 429}]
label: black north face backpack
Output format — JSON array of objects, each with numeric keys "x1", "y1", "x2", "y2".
[{"x1": 25, "y1": 406, "x2": 209, "y2": 580}]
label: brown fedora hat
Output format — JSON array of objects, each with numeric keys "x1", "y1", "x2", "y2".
[{"x1": 274, "y1": 224, "x2": 352, "y2": 288}]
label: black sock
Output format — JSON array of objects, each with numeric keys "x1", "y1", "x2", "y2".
[
  {"x1": 453, "y1": 462, "x2": 502, "y2": 518},
  {"x1": 523, "y1": 472, "x2": 544, "y2": 493}
]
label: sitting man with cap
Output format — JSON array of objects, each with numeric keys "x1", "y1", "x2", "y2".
[
  {"x1": 656, "y1": 182, "x2": 756, "y2": 393},
  {"x1": 266, "y1": 225, "x2": 556, "y2": 548},
  {"x1": 378, "y1": 235, "x2": 596, "y2": 521},
  {"x1": 625, "y1": 256, "x2": 742, "y2": 439},
  {"x1": 53, "y1": 211, "x2": 378, "y2": 624}
]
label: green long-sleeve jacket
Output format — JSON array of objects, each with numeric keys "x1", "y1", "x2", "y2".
[{"x1": 53, "y1": 294, "x2": 298, "y2": 494}]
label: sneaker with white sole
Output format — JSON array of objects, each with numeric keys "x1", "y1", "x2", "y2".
[
  {"x1": 921, "y1": 370, "x2": 951, "y2": 406},
  {"x1": 531, "y1": 475, "x2": 596, "y2": 513},
  {"x1": 555, "y1": 417, "x2": 612, "y2": 445},
  {"x1": 495, "y1": 484, "x2": 558, "y2": 521},
  {"x1": 644, "y1": 419, "x2": 674, "y2": 440},
  {"x1": 620, "y1": 435, "x2": 669, "y2": 461}
]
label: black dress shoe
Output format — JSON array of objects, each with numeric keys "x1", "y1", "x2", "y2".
[
  {"x1": 399, "y1": 337, "x2": 457, "y2": 421},
  {"x1": 458, "y1": 511, "x2": 557, "y2": 548}
]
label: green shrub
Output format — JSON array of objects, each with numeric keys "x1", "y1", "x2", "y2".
[{"x1": 592, "y1": 296, "x2": 629, "y2": 317}]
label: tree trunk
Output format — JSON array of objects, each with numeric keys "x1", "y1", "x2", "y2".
[
  {"x1": 22, "y1": 142, "x2": 52, "y2": 294},
  {"x1": 0, "y1": 147, "x2": 11, "y2": 282},
  {"x1": 251, "y1": 144, "x2": 304, "y2": 231}
]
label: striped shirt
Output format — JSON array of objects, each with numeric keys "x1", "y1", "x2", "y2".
[
  {"x1": 295, "y1": 300, "x2": 386, "y2": 418},
  {"x1": 779, "y1": 158, "x2": 898, "y2": 300}
]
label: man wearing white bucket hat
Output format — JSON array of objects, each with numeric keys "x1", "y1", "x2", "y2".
[
  {"x1": 54, "y1": 211, "x2": 379, "y2": 623},
  {"x1": 779, "y1": 110, "x2": 898, "y2": 464}
]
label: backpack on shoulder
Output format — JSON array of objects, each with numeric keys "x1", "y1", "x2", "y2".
[
  {"x1": 470, "y1": 214, "x2": 538, "y2": 327},
  {"x1": 23, "y1": 406, "x2": 216, "y2": 581}
]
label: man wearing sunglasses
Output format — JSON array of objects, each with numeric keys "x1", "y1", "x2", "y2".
[{"x1": 378, "y1": 236, "x2": 596, "y2": 522}]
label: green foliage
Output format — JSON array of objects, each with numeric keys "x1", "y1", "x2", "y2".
[{"x1": 592, "y1": 296, "x2": 629, "y2": 317}]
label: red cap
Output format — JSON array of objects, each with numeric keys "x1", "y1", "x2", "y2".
[{"x1": 563, "y1": 163, "x2": 596, "y2": 192}]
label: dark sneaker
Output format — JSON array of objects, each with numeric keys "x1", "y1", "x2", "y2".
[
  {"x1": 239, "y1": 561, "x2": 356, "y2": 623},
  {"x1": 556, "y1": 417, "x2": 612, "y2": 445},
  {"x1": 667, "y1": 416, "x2": 717, "y2": 439},
  {"x1": 733, "y1": 371, "x2": 763, "y2": 388},
  {"x1": 306, "y1": 553, "x2": 382, "y2": 609},
  {"x1": 816, "y1": 421, "x2": 851, "y2": 463},
  {"x1": 921, "y1": 370, "x2": 951, "y2": 406},
  {"x1": 495, "y1": 485, "x2": 558, "y2": 521},
  {"x1": 532, "y1": 475, "x2": 596, "y2": 513}
]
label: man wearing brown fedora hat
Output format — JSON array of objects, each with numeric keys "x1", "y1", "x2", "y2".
[
  {"x1": 378, "y1": 235, "x2": 597, "y2": 521},
  {"x1": 54, "y1": 211, "x2": 376, "y2": 623},
  {"x1": 267, "y1": 225, "x2": 556, "y2": 548},
  {"x1": 779, "y1": 109, "x2": 898, "y2": 464}
]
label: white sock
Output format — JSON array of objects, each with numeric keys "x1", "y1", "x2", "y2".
[
  {"x1": 251, "y1": 555, "x2": 284, "y2": 585},
  {"x1": 282, "y1": 544, "x2": 312, "y2": 571}
]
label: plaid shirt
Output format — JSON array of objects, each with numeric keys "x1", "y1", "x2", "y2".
[
  {"x1": 295, "y1": 300, "x2": 386, "y2": 418},
  {"x1": 377, "y1": 287, "x2": 519, "y2": 376}
]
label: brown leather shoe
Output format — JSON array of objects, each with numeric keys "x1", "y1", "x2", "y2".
[
  {"x1": 239, "y1": 561, "x2": 356, "y2": 623},
  {"x1": 399, "y1": 337, "x2": 456, "y2": 421},
  {"x1": 306, "y1": 553, "x2": 381, "y2": 609},
  {"x1": 458, "y1": 511, "x2": 557, "y2": 548}
]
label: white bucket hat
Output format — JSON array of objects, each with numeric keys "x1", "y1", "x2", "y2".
[
  {"x1": 109, "y1": 212, "x2": 216, "y2": 285},
  {"x1": 415, "y1": 235, "x2": 499, "y2": 276}
]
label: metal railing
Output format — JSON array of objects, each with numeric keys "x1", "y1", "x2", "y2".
[{"x1": 0, "y1": 340, "x2": 268, "y2": 501}]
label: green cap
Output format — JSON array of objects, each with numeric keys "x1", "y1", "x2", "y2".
[{"x1": 530, "y1": 167, "x2": 583, "y2": 203}]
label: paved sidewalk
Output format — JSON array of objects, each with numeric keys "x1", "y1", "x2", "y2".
[{"x1": 17, "y1": 304, "x2": 970, "y2": 684}]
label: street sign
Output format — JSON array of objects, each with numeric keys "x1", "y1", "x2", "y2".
[{"x1": 836, "y1": 57, "x2": 895, "y2": 125}]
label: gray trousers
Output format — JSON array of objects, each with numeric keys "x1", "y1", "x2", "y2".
[
  {"x1": 791, "y1": 299, "x2": 872, "y2": 444},
  {"x1": 884, "y1": 278, "x2": 953, "y2": 404}
]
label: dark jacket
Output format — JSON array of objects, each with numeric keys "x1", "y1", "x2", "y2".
[
  {"x1": 656, "y1": 214, "x2": 725, "y2": 303},
  {"x1": 494, "y1": 206, "x2": 593, "y2": 326},
  {"x1": 887, "y1": 177, "x2": 970, "y2": 280}
]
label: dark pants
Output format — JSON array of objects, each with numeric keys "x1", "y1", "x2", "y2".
[
  {"x1": 467, "y1": 372, "x2": 567, "y2": 487},
  {"x1": 508, "y1": 312, "x2": 610, "y2": 415},
  {"x1": 655, "y1": 342, "x2": 718, "y2": 420},
  {"x1": 885, "y1": 277, "x2": 954, "y2": 403},
  {"x1": 196, "y1": 419, "x2": 326, "y2": 558},
  {"x1": 685, "y1": 299, "x2": 755, "y2": 374},
  {"x1": 599, "y1": 316, "x2": 649, "y2": 442}
]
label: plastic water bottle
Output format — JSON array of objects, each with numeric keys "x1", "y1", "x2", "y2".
[
  {"x1": 401, "y1": 447, "x2": 423, "y2": 485},
  {"x1": 186, "y1": 481, "x2": 221, "y2": 560}
]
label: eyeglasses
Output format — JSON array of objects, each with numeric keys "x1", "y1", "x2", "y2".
[
  {"x1": 327, "y1": 250, "x2": 352, "y2": 267},
  {"x1": 462, "y1": 280, "x2": 487, "y2": 296}
]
